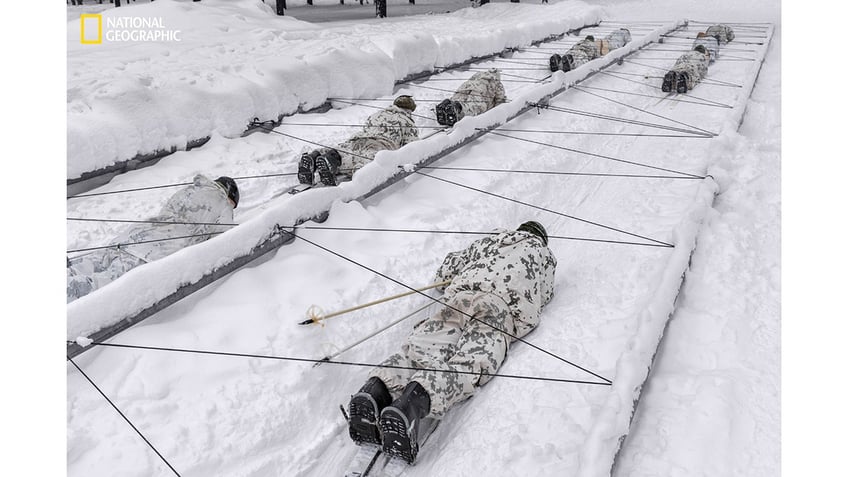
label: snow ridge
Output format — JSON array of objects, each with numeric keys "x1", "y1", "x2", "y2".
[
  {"x1": 575, "y1": 24, "x2": 775, "y2": 477},
  {"x1": 67, "y1": 0, "x2": 604, "y2": 179}
]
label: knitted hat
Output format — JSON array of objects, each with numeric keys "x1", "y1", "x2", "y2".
[
  {"x1": 517, "y1": 221, "x2": 548, "y2": 246},
  {"x1": 214, "y1": 176, "x2": 239, "y2": 208},
  {"x1": 394, "y1": 95, "x2": 417, "y2": 112}
]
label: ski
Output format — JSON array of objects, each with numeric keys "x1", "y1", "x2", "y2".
[
  {"x1": 344, "y1": 443, "x2": 383, "y2": 477},
  {"x1": 287, "y1": 183, "x2": 315, "y2": 195}
]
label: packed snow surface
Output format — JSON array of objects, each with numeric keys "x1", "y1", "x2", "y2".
[
  {"x1": 67, "y1": 0, "x2": 602, "y2": 179},
  {"x1": 66, "y1": 1, "x2": 780, "y2": 476}
]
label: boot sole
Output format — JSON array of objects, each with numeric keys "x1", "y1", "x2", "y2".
[
  {"x1": 676, "y1": 75, "x2": 688, "y2": 94},
  {"x1": 315, "y1": 157, "x2": 337, "y2": 186},
  {"x1": 435, "y1": 100, "x2": 457, "y2": 127},
  {"x1": 349, "y1": 393, "x2": 382, "y2": 445},
  {"x1": 298, "y1": 155, "x2": 314, "y2": 185},
  {"x1": 548, "y1": 54, "x2": 561, "y2": 72},
  {"x1": 380, "y1": 406, "x2": 418, "y2": 464},
  {"x1": 662, "y1": 72, "x2": 675, "y2": 93}
]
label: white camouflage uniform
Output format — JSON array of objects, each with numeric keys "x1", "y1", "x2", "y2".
[
  {"x1": 67, "y1": 174, "x2": 235, "y2": 302},
  {"x1": 566, "y1": 37, "x2": 601, "y2": 68},
  {"x1": 693, "y1": 35, "x2": 720, "y2": 62},
  {"x1": 596, "y1": 28, "x2": 632, "y2": 55},
  {"x1": 449, "y1": 68, "x2": 507, "y2": 118},
  {"x1": 705, "y1": 24, "x2": 735, "y2": 44},
  {"x1": 370, "y1": 229, "x2": 557, "y2": 417},
  {"x1": 334, "y1": 105, "x2": 419, "y2": 176},
  {"x1": 670, "y1": 49, "x2": 710, "y2": 90}
]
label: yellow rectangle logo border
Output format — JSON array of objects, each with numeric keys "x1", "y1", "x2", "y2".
[{"x1": 80, "y1": 14, "x2": 102, "y2": 45}]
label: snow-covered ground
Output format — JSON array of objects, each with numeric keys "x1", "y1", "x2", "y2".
[
  {"x1": 60, "y1": 0, "x2": 785, "y2": 474},
  {"x1": 6, "y1": 0, "x2": 820, "y2": 475},
  {"x1": 66, "y1": 0, "x2": 602, "y2": 179}
]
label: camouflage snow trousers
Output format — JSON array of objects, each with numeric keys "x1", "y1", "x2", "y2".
[
  {"x1": 67, "y1": 249, "x2": 146, "y2": 302},
  {"x1": 334, "y1": 137, "x2": 392, "y2": 176},
  {"x1": 671, "y1": 52, "x2": 709, "y2": 90},
  {"x1": 370, "y1": 291, "x2": 512, "y2": 418}
]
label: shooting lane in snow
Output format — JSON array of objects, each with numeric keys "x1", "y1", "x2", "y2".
[{"x1": 66, "y1": 6, "x2": 775, "y2": 477}]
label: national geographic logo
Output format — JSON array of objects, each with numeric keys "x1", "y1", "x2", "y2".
[{"x1": 80, "y1": 14, "x2": 182, "y2": 44}]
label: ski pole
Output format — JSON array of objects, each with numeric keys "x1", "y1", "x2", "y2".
[
  {"x1": 313, "y1": 300, "x2": 438, "y2": 367},
  {"x1": 298, "y1": 280, "x2": 451, "y2": 325}
]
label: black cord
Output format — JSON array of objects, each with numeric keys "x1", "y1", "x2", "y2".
[
  {"x1": 68, "y1": 356, "x2": 181, "y2": 476},
  {"x1": 412, "y1": 170, "x2": 674, "y2": 248},
  {"x1": 488, "y1": 131, "x2": 703, "y2": 178},
  {"x1": 87, "y1": 342, "x2": 611, "y2": 386}
]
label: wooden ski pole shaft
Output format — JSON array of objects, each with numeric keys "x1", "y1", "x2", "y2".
[
  {"x1": 313, "y1": 301, "x2": 438, "y2": 367},
  {"x1": 298, "y1": 280, "x2": 450, "y2": 325}
]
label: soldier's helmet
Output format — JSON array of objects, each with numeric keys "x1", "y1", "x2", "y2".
[
  {"x1": 585, "y1": 35, "x2": 595, "y2": 42},
  {"x1": 517, "y1": 221, "x2": 549, "y2": 246},
  {"x1": 693, "y1": 44, "x2": 707, "y2": 54},
  {"x1": 214, "y1": 176, "x2": 240, "y2": 209},
  {"x1": 394, "y1": 95, "x2": 417, "y2": 112}
]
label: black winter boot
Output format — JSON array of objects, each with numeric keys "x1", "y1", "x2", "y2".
[
  {"x1": 315, "y1": 149, "x2": 342, "y2": 186},
  {"x1": 676, "y1": 72, "x2": 689, "y2": 94},
  {"x1": 435, "y1": 99, "x2": 463, "y2": 127},
  {"x1": 661, "y1": 71, "x2": 676, "y2": 93},
  {"x1": 562, "y1": 54, "x2": 574, "y2": 72},
  {"x1": 348, "y1": 376, "x2": 393, "y2": 445},
  {"x1": 548, "y1": 53, "x2": 562, "y2": 72},
  {"x1": 379, "y1": 381, "x2": 431, "y2": 463},
  {"x1": 298, "y1": 150, "x2": 320, "y2": 185}
]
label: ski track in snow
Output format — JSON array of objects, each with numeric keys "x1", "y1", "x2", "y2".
[{"x1": 66, "y1": 2, "x2": 780, "y2": 476}]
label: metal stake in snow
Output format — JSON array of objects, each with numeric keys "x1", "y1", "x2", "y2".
[{"x1": 298, "y1": 280, "x2": 450, "y2": 326}]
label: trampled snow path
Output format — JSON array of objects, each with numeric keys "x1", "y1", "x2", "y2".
[{"x1": 67, "y1": 15, "x2": 774, "y2": 477}]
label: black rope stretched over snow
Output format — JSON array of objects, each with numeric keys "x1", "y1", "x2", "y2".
[
  {"x1": 571, "y1": 86, "x2": 721, "y2": 134},
  {"x1": 296, "y1": 224, "x2": 676, "y2": 248},
  {"x1": 628, "y1": 56, "x2": 756, "y2": 62},
  {"x1": 419, "y1": 165, "x2": 704, "y2": 180},
  {"x1": 532, "y1": 102, "x2": 714, "y2": 137},
  {"x1": 411, "y1": 170, "x2": 674, "y2": 248},
  {"x1": 67, "y1": 217, "x2": 238, "y2": 227},
  {"x1": 281, "y1": 229, "x2": 615, "y2": 383},
  {"x1": 326, "y1": 98, "x2": 436, "y2": 122},
  {"x1": 399, "y1": 83, "x2": 511, "y2": 104},
  {"x1": 622, "y1": 60, "x2": 744, "y2": 87},
  {"x1": 67, "y1": 172, "x2": 299, "y2": 200},
  {"x1": 67, "y1": 231, "x2": 228, "y2": 254},
  {"x1": 476, "y1": 126, "x2": 709, "y2": 138},
  {"x1": 659, "y1": 34, "x2": 765, "y2": 45},
  {"x1": 487, "y1": 131, "x2": 703, "y2": 178},
  {"x1": 598, "y1": 71, "x2": 733, "y2": 108},
  {"x1": 489, "y1": 58, "x2": 554, "y2": 68},
  {"x1": 81, "y1": 342, "x2": 612, "y2": 386},
  {"x1": 422, "y1": 77, "x2": 542, "y2": 84},
  {"x1": 67, "y1": 357, "x2": 181, "y2": 476},
  {"x1": 575, "y1": 84, "x2": 733, "y2": 107}
]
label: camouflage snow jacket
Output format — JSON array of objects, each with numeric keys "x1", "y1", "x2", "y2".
[
  {"x1": 671, "y1": 49, "x2": 710, "y2": 90},
  {"x1": 693, "y1": 35, "x2": 720, "y2": 61},
  {"x1": 597, "y1": 28, "x2": 632, "y2": 55},
  {"x1": 120, "y1": 174, "x2": 234, "y2": 263},
  {"x1": 451, "y1": 68, "x2": 507, "y2": 117},
  {"x1": 568, "y1": 37, "x2": 601, "y2": 67},
  {"x1": 337, "y1": 104, "x2": 419, "y2": 172},
  {"x1": 434, "y1": 230, "x2": 557, "y2": 339},
  {"x1": 706, "y1": 24, "x2": 735, "y2": 44}
]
